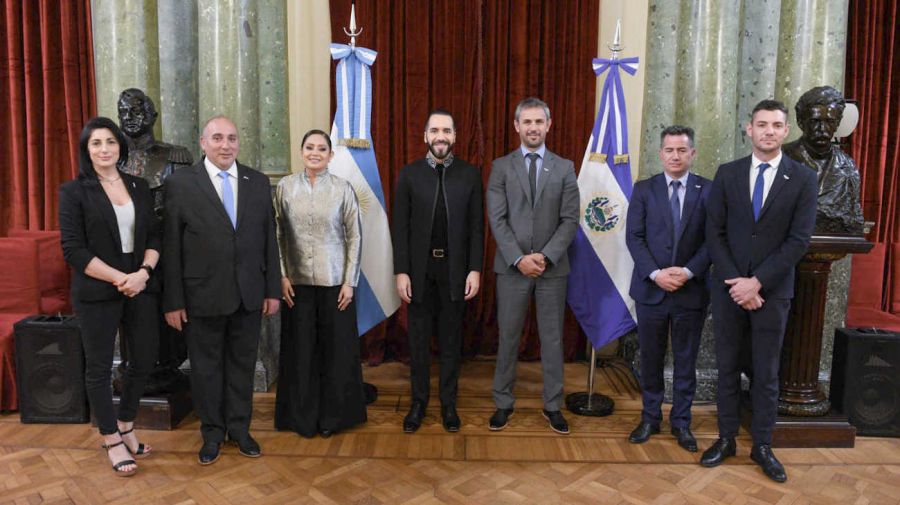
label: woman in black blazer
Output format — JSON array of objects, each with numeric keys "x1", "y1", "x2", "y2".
[{"x1": 59, "y1": 117, "x2": 160, "y2": 477}]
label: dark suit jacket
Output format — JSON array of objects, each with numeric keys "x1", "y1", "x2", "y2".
[
  {"x1": 705, "y1": 154, "x2": 817, "y2": 300},
  {"x1": 626, "y1": 172, "x2": 711, "y2": 309},
  {"x1": 486, "y1": 148, "x2": 580, "y2": 277},
  {"x1": 59, "y1": 172, "x2": 161, "y2": 302},
  {"x1": 392, "y1": 157, "x2": 484, "y2": 303},
  {"x1": 162, "y1": 159, "x2": 281, "y2": 316}
]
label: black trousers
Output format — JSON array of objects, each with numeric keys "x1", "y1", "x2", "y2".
[
  {"x1": 636, "y1": 299, "x2": 706, "y2": 429},
  {"x1": 74, "y1": 292, "x2": 159, "y2": 435},
  {"x1": 711, "y1": 284, "x2": 790, "y2": 445},
  {"x1": 407, "y1": 260, "x2": 466, "y2": 407},
  {"x1": 185, "y1": 306, "x2": 261, "y2": 444},
  {"x1": 275, "y1": 285, "x2": 366, "y2": 437}
]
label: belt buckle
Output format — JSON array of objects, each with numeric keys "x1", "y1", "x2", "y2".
[{"x1": 432, "y1": 248, "x2": 445, "y2": 258}]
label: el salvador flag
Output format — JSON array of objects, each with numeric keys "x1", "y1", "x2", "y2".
[
  {"x1": 329, "y1": 42, "x2": 401, "y2": 335},
  {"x1": 566, "y1": 56, "x2": 640, "y2": 349}
]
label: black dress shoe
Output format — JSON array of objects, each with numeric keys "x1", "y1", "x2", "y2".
[
  {"x1": 750, "y1": 444, "x2": 787, "y2": 483},
  {"x1": 671, "y1": 427, "x2": 698, "y2": 452},
  {"x1": 488, "y1": 408, "x2": 514, "y2": 431},
  {"x1": 627, "y1": 422, "x2": 660, "y2": 444},
  {"x1": 441, "y1": 405, "x2": 461, "y2": 433},
  {"x1": 403, "y1": 401, "x2": 426, "y2": 433},
  {"x1": 700, "y1": 437, "x2": 736, "y2": 467},
  {"x1": 319, "y1": 429, "x2": 334, "y2": 438},
  {"x1": 233, "y1": 435, "x2": 261, "y2": 458},
  {"x1": 198, "y1": 441, "x2": 221, "y2": 465},
  {"x1": 542, "y1": 409, "x2": 570, "y2": 435}
]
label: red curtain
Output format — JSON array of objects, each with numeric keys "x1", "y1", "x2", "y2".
[
  {"x1": 846, "y1": 0, "x2": 900, "y2": 314},
  {"x1": 0, "y1": 0, "x2": 96, "y2": 235},
  {"x1": 329, "y1": 1, "x2": 599, "y2": 363}
]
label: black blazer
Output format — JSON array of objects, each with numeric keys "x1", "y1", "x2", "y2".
[
  {"x1": 392, "y1": 157, "x2": 484, "y2": 303},
  {"x1": 59, "y1": 172, "x2": 161, "y2": 302},
  {"x1": 162, "y1": 159, "x2": 281, "y2": 317},
  {"x1": 705, "y1": 154, "x2": 817, "y2": 299},
  {"x1": 626, "y1": 172, "x2": 711, "y2": 309}
]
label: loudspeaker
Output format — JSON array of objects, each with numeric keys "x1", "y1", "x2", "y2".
[
  {"x1": 14, "y1": 315, "x2": 89, "y2": 423},
  {"x1": 830, "y1": 328, "x2": 900, "y2": 437}
]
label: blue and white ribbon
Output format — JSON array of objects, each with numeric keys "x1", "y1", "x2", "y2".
[
  {"x1": 589, "y1": 56, "x2": 639, "y2": 162},
  {"x1": 331, "y1": 43, "x2": 378, "y2": 148}
]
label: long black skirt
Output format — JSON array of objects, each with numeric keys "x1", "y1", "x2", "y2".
[{"x1": 274, "y1": 284, "x2": 367, "y2": 437}]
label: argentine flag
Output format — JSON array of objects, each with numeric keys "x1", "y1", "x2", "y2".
[
  {"x1": 329, "y1": 43, "x2": 401, "y2": 335},
  {"x1": 566, "y1": 56, "x2": 640, "y2": 349}
]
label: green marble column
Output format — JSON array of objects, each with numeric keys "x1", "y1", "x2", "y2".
[
  {"x1": 91, "y1": 0, "x2": 160, "y2": 137},
  {"x1": 197, "y1": 0, "x2": 260, "y2": 169},
  {"x1": 775, "y1": 0, "x2": 849, "y2": 143},
  {"x1": 639, "y1": 0, "x2": 740, "y2": 180},
  {"x1": 157, "y1": 0, "x2": 199, "y2": 159},
  {"x1": 256, "y1": 0, "x2": 290, "y2": 174}
]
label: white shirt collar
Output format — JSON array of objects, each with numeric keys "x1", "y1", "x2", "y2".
[
  {"x1": 664, "y1": 171, "x2": 690, "y2": 186},
  {"x1": 204, "y1": 157, "x2": 238, "y2": 180},
  {"x1": 751, "y1": 152, "x2": 782, "y2": 172}
]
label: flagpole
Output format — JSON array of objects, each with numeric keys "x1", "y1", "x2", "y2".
[
  {"x1": 341, "y1": 0, "x2": 378, "y2": 406},
  {"x1": 564, "y1": 19, "x2": 627, "y2": 418}
]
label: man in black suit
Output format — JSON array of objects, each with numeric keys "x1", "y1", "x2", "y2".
[
  {"x1": 392, "y1": 109, "x2": 484, "y2": 434},
  {"x1": 701, "y1": 100, "x2": 817, "y2": 483},
  {"x1": 625, "y1": 125, "x2": 710, "y2": 452},
  {"x1": 163, "y1": 116, "x2": 281, "y2": 465}
]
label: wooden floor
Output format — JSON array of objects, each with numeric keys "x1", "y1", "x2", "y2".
[{"x1": 2, "y1": 358, "x2": 899, "y2": 504}]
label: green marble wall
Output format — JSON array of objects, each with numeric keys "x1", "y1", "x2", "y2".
[
  {"x1": 640, "y1": 0, "x2": 849, "y2": 178},
  {"x1": 91, "y1": 0, "x2": 290, "y2": 175}
]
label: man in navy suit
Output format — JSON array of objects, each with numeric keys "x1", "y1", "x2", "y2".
[
  {"x1": 625, "y1": 125, "x2": 711, "y2": 452},
  {"x1": 701, "y1": 100, "x2": 817, "y2": 483}
]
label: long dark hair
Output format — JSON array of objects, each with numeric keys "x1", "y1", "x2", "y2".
[{"x1": 77, "y1": 116, "x2": 130, "y2": 181}]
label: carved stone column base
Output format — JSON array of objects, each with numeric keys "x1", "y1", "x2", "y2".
[{"x1": 778, "y1": 398, "x2": 831, "y2": 416}]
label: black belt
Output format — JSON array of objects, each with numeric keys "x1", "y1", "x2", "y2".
[{"x1": 431, "y1": 248, "x2": 445, "y2": 258}]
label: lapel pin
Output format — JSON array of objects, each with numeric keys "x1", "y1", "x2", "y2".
[
  {"x1": 242, "y1": 175, "x2": 250, "y2": 180},
  {"x1": 694, "y1": 184, "x2": 701, "y2": 189},
  {"x1": 542, "y1": 166, "x2": 550, "y2": 172},
  {"x1": 783, "y1": 174, "x2": 790, "y2": 180}
]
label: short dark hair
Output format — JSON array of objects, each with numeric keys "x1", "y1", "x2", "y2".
[
  {"x1": 424, "y1": 109, "x2": 455, "y2": 131},
  {"x1": 751, "y1": 99, "x2": 789, "y2": 121},
  {"x1": 660, "y1": 125, "x2": 695, "y2": 148},
  {"x1": 77, "y1": 116, "x2": 129, "y2": 181},
  {"x1": 515, "y1": 97, "x2": 551, "y2": 121},
  {"x1": 301, "y1": 129, "x2": 332, "y2": 151}
]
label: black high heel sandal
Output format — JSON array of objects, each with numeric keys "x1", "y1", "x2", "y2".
[
  {"x1": 120, "y1": 427, "x2": 152, "y2": 459},
  {"x1": 101, "y1": 440, "x2": 137, "y2": 477}
]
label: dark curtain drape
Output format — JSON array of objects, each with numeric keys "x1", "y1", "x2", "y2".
[
  {"x1": 846, "y1": 0, "x2": 900, "y2": 313},
  {"x1": 0, "y1": 0, "x2": 96, "y2": 235},
  {"x1": 329, "y1": 1, "x2": 599, "y2": 363}
]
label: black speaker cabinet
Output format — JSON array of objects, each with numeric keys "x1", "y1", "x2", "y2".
[
  {"x1": 831, "y1": 328, "x2": 900, "y2": 437},
  {"x1": 13, "y1": 315, "x2": 89, "y2": 423}
]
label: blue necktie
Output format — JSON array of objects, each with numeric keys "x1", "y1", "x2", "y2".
[
  {"x1": 218, "y1": 171, "x2": 237, "y2": 228},
  {"x1": 752, "y1": 163, "x2": 770, "y2": 221},
  {"x1": 670, "y1": 180, "x2": 681, "y2": 260}
]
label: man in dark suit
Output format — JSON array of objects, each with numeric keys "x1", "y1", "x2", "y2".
[
  {"x1": 163, "y1": 116, "x2": 281, "y2": 465},
  {"x1": 701, "y1": 100, "x2": 817, "y2": 483},
  {"x1": 487, "y1": 97, "x2": 579, "y2": 434},
  {"x1": 392, "y1": 109, "x2": 484, "y2": 434},
  {"x1": 625, "y1": 125, "x2": 711, "y2": 452}
]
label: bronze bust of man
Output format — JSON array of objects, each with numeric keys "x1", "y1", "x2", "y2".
[
  {"x1": 117, "y1": 88, "x2": 193, "y2": 215},
  {"x1": 783, "y1": 86, "x2": 865, "y2": 235}
]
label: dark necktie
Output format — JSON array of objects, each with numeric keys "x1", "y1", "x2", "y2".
[
  {"x1": 752, "y1": 163, "x2": 770, "y2": 221},
  {"x1": 670, "y1": 180, "x2": 681, "y2": 260},
  {"x1": 526, "y1": 153, "x2": 538, "y2": 204}
]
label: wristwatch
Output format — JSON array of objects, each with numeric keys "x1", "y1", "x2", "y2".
[{"x1": 140, "y1": 264, "x2": 154, "y2": 275}]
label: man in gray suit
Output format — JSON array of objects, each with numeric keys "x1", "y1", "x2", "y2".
[{"x1": 486, "y1": 97, "x2": 580, "y2": 434}]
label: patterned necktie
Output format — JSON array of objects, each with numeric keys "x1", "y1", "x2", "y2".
[
  {"x1": 218, "y1": 171, "x2": 237, "y2": 228},
  {"x1": 526, "y1": 153, "x2": 538, "y2": 204},
  {"x1": 752, "y1": 163, "x2": 770, "y2": 221},
  {"x1": 670, "y1": 180, "x2": 681, "y2": 260}
]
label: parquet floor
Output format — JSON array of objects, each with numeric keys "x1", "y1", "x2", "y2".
[{"x1": 2, "y1": 358, "x2": 899, "y2": 504}]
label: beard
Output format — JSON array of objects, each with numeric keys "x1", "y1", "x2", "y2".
[{"x1": 428, "y1": 140, "x2": 453, "y2": 160}]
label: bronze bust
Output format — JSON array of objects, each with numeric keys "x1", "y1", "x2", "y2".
[
  {"x1": 117, "y1": 88, "x2": 193, "y2": 215},
  {"x1": 783, "y1": 86, "x2": 865, "y2": 235}
]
